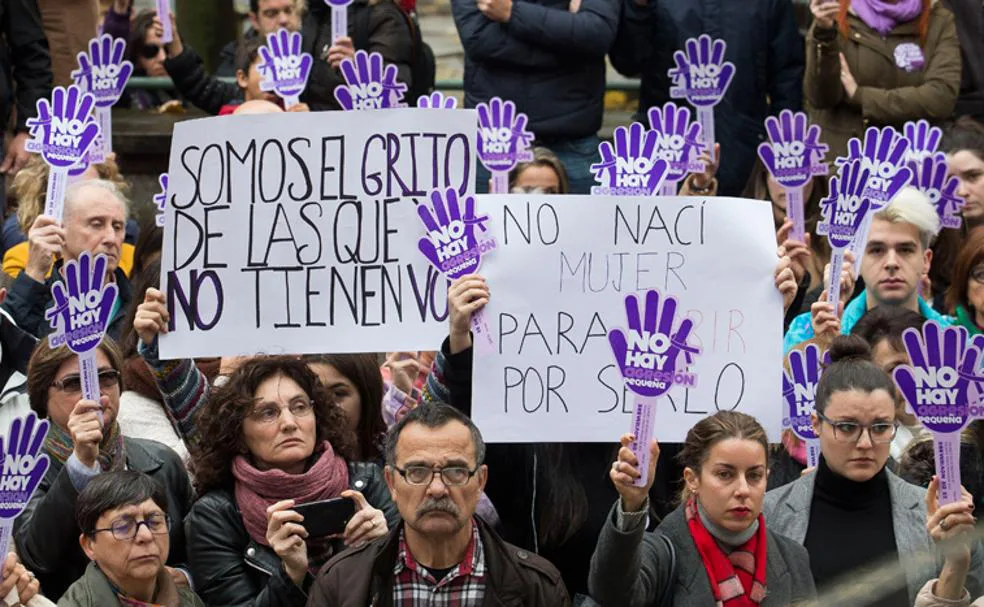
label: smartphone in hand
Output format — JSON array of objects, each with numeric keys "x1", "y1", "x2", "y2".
[{"x1": 294, "y1": 497, "x2": 357, "y2": 538}]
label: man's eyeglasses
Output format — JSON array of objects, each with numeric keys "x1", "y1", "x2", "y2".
[
  {"x1": 52, "y1": 369, "x2": 120, "y2": 394},
  {"x1": 817, "y1": 412, "x2": 898, "y2": 444},
  {"x1": 394, "y1": 465, "x2": 480, "y2": 486},
  {"x1": 91, "y1": 512, "x2": 170, "y2": 540},
  {"x1": 248, "y1": 398, "x2": 315, "y2": 425}
]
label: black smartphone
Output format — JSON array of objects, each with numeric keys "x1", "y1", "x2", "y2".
[{"x1": 294, "y1": 497, "x2": 356, "y2": 538}]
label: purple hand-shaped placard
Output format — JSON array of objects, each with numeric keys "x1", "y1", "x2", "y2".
[
  {"x1": 46, "y1": 252, "x2": 119, "y2": 354},
  {"x1": 417, "y1": 91, "x2": 458, "y2": 109},
  {"x1": 903, "y1": 119, "x2": 943, "y2": 164},
  {"x1": 818, "y1": 159, "x2": 872, "y2": 311},
  {"x1": 72, "y1": 34, "x2": 133, "y2": 107},
  {"x1": 893, "y1": 322, "x2": 984, "y2": 504},
  {"x1": 608, "y1": 289, "x2": 701, "y2": 486},
  {"x1": 758, "y1": 111, "x2": 829, "y2": 242},
  {"x1": 258, "y1": 29, "x2": 313, "y2": 107},
  {"x1": 325, "y1": 0, "x2": 355, "y2": 42},
  {"x1": 476, "y1": 97, "x2": 535, "y2": 191},
  {"x1": 154, "y1": 173, "x2": 168, "y2": 227},
  {"x1": 647, "y1": 102, "x2": 705, "y2": 194},
  {"x1": 591, "y1": 123, "x2": 669, "y2": 196},
  {"x1": 0, "y1": 411, "x2": 51, "y2": 563},
  {"x1": 668, "y1": 35, "x2": 735, "y2": 156},
  {"x1": 334, "y1": 50, "x2": 407, "y2": 111},
  {"x1": 782, "y1": 344, "x2": 823, "y2": 466},
  {"x1": 909, "y1": 152, "x2": 964, "y2": 230},
  {"x1": 416, "y1": 188, "x2": 497, "y2": 353}
]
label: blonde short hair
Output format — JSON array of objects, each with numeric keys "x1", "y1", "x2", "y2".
[{"x1": 873, "y1": 186, "x2": 940, "y2": 250}]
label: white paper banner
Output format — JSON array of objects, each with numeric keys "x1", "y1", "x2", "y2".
[
  {"x1": 472, "y1": 194, "x2": 783, "y2": 442},
  {"x1": 160, "y1": 109, "x2": 476, "y2": 358}
]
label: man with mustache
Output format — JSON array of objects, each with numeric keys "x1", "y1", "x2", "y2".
[{"x1": 307, "y1": 404, "x2": 570, "y2": 605}]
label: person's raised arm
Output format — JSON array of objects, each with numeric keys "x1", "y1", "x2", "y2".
[
  {"x1": 442, "y1": 274, "x2": 489, "y2": 417},
  {"x1": 451, "y1": 0, "x2": 564, "y2": 69},
  {"x1": 160, "y1": 13, "x2": 243, "y2": 115}
]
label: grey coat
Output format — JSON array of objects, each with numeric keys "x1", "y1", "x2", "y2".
[
  {"x1": 764, "y1": 468, "x2": 984, "y2": 604},
  {"x1": 588, "y1": 503, "x2": 817, "y2": 607}
]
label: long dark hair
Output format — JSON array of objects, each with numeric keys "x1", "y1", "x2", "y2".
[
  {"x1": 301, "y1": 353, "x2": 387, "y2": 461},
  {"x1": 191, "y1": 356, "x2": 357, "y2": 494}
]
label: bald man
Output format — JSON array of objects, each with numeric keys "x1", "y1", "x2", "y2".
[
  {"x1": 233, "y1": 99, "x2": 284, "y2": 115},
  {"x1": 2, "y1": 179, "x2": 132, "y2": 340}
]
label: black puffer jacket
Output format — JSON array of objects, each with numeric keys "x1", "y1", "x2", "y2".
[
  {"x1": 451, "y1": 0, "x2": 619, "y2": 139},
  {"x1": 184, "y1": 461, "x2": 400, "y2": 607},
  {"x1": 0, "y1": 0, "x2": 51, "y2": 133},
  {"x1": 14, "y1": 437, "x2": 194, "y2": 601}
]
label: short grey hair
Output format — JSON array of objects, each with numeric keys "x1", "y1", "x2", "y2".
[
  {"x1": 873, "y1": 186, "x2": 940, "y2": 250},
  {"x1": 384, "y1": 404, "x2": 486, "y2": 467},
  {"x1": 64, "y1": 179, "x2": 130, "y2": 223}
]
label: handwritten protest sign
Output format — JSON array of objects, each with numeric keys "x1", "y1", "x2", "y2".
[
  {"x1": 647, "y1": 102, "x2": 705, "y2": 196},
  {"x1": 894, "y1": 322, "x2": 984, "y2": 505},
  {"x1": 258, "y1": 29, "x2": 312, "y2": 108},
  {"x1": 159, "y1": 109, "x2": 476, "y2": 359},
  {"x1": 25, "y1": 85, "x2": 101, "y2": 222},
  {"x1": 668, "y1": 35, "x2": 735, "y2": 160},
  {"x1": 590, "y1": 123, "x2": 669, "y2": 196},
  {"x1": 609, "y1": 289, "x2": 700, "y2": 485},
  {"x1": 471, "y1": 194, "x2": 782, "y2": 442},
  {"x1": 757, "y1": 110, "x2": 828, "y2": 242},
  {"x1": 782, "y1": 343, "x2": 823, "y2": 467},
  {"x1": 476, "y1": 97, "x2": 534, "y2": 193},
  {"x1": 0, "y1": 412, "x2": 49, "y2": 573},
  {"x1": 72, "y1": 34, "x2": 133, "y2": 161}
]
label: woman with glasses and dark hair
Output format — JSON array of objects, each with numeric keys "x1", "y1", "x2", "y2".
[
  {"x1": 62, "y1": 470, "x2": 204, "y2": 606},
  {"x1": 182, "y1": 356, "x2": 398, "y2": 607},
  {"x1": 764, "y1": 334, "x2": 984, "y2": 605},
  {"x1": 13, "y1": 337, "x2": 194, "y2": 602},
  {"x1": 945, "y1": 229, "x2": 984, "y2": 336}
]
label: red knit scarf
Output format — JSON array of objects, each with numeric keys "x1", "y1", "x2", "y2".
[
  {"x1": 232, "y1": 440, "x2": 350, "y2": 548},
  {"x1": 685, "y1": 497, "x2": 768, "y2": 607}
]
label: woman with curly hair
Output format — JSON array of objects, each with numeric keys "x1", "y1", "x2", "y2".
[{"x1": 181, "y1": 356, "x2": 398, "y2": 606}]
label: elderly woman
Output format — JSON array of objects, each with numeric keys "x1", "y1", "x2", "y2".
[
  {"x1": 181, "y1": 356, "x2": 398, "y2": 606},
  {"x1": 61, "y1": 471, "x2": 204, "y2": 607},
  {"x1": 13, "y1": 337, "x2": 193, "y2": 601}
]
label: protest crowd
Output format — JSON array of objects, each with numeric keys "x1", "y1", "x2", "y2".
[{"x1": 2, "y1": 0, "x2": 984, "y2": 605}]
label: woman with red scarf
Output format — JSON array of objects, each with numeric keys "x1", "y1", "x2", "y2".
[{"x1": 588, "y1": 411, "x2": 817, "y2": 606}]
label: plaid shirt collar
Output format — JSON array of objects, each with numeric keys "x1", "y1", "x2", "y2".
[{"x1": 393, "y1": 519, "x2": 486, "y2": 584}]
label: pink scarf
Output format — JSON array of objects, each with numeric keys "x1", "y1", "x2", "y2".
[
  {"x1": 232, "y1": 441, "x2": 350, "y2": 547},
  {"x1": 852, "y1": 0, "x2": 924, "y2": 35}
]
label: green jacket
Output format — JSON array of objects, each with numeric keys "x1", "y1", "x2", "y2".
[{"x1": 57, "y1": 563, "x2": 204, "y2": 607}]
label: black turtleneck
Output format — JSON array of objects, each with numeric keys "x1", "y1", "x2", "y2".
[{"x1": 803, "y1": 457, "x2": 909, "y2": 607}]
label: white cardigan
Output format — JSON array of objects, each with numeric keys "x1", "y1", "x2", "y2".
[{"x1": 117, "y1": 390, "x2": 190, "y2": 465}]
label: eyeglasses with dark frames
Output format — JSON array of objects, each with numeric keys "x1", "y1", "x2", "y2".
[
  {"x1": 52, "y1": 369, "x2": 120, "y2": 394},
  {"x1": 817, "y1": 412, "x2": 898, "y2": 444},
  {"x1": 394, "y1": 465, "x2": 480, "y2": 486},
  {"x1": 90, "y1": 512, "x2": 170, "y2": 540}
]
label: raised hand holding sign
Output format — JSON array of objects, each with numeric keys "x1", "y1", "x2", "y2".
[
  {"x1": 25, "y1": 85, "x2": 101, "y2": 222},
  {"x1": 71, "y1": 34, "x2": 133, "y2": 162},
  {"x1": 334, "y1": 50, "x2": 407, "y2": 111},
  {"x1": 757, "y1": 110, "x2": 829, "y2": 242},
  {"x1": 0, "y1": 412, "x2": 50, "y2": 570},
  {"x1": 417, "y1": 91, "x2": 458, "y2": 109},
  {"x1": 668, "y1": 35, "x2": 735, "y2": 159},
  {"x1": 45, "y1": 252, "x2": 119, "y2": 426},
  {"x1": 258, "y1": 29, "x2": 313, "y2": 108},
  {"x1": 893, "y1": 322, "x2": 984, "y2": 504},
  {"x1": 782, "y1": 344, "x2": 823, "y2": 466},
  {"x1": 325, "y1": 0, "x2": 355, "y2": 43},
  {"x1": 818, "y1": 159, "x2": 872, "y2": 313},
  {"x1": 154, "y1": 173, "x2": 168, "y2": 227},
  {"x1": 417, "y1": 188, "x2": 497, "y2": 352},
  {"x1": 909, "y1": 152, "x2": 965, "y2": 230},
  {"x1": 646, "y1": 102, "x2": 705, "y2": 196},
  {"x1": 156, "y1": 0, "x2": 173, "y2": 42},
  {"x1": 476, "y1": 97, "x2": 535, "y2": 193},
  {"x1": 590, "y1": 123, "x2": 669, "y2": 196},
  {"x1": 608, "y1": 289, "x2": 700, "y2": 486}
]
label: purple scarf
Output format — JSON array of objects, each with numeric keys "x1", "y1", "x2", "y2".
[{"x1": 852, "y1": 0, "x2": 924, "y2": 36}]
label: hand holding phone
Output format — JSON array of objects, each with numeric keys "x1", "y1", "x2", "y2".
[{"x1": 293, "y1": 497, "x2": 357, "y2": 538}]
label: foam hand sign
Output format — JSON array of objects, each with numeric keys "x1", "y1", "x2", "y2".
[
  {"x1": 758, "y1": 110, "x2": 828, "y2": 189},
  {"x1": 154, "y1": 173, "x2": 168, "y2": 227},
  {"x1": 837, "y1": 126, "x2": 912, "y2": 208},
  {"x1": 668, "y1": 35, "x2": 735, "y2": 107},
  {"x1": 417, "y1": 187, "x2": 494, "y2": 280},
  {"x1": 818, "y1": 159, "x2": 872, "y2": 248},
  {"x1": 909, "y1": 152, "x2": 964, "y2": 230},
  {"x1": 417, "y1": 91, "x2": 458, "y2": 109},
  {"x1": 334, "y1": 50, "x2": 407, "y2": 110},
  {"x1": 0, "y1": 412, "x2": 50, "y2": 520},
  {"x1": 45, "y1": 252, "x2": 119, "y2": 353},
  {"x1": 591, "y1": 123, "x2": 669, "y2": 196},
  {"x1": 71, "y1": 34, "x2": 133, "y2": 107},
  {"x1": 782, "y1": 344, "x2": 822, "y2": 442},
  {"x1": 476, "y1": 97, "x2": 535, "y2": 175},
  {"x1": 258, "y1": 29, "x2": 313, "y2": 106},
  {"x1": 607, "y1": 289, "x2": 701, "y2": 399},
  {"x1": 646, "y1": 102, "x2": 705, "y2": 186},
  {"x1": 25, "y1": 85, "x2": 100, "y2": 170},
  {"x1": 903, "y1": 119, "x2": 943, "y2": 164}
]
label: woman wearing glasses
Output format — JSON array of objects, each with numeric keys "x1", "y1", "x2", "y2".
[
  {"x1": 13, "y1": 337, "x2": 194, "y2": 602},
  {"x1": 764, "y1": 335, "x2": 984, "y2": 605},
  {"x1": 63, "y1": 470, "x2": 204, "y2": 606},
  {"x1": 945, "y1": 229, "x2": 984, "y2": 336},
  {"x1": 183, "y1": 356, "x2": 398, "y2": 607}
]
